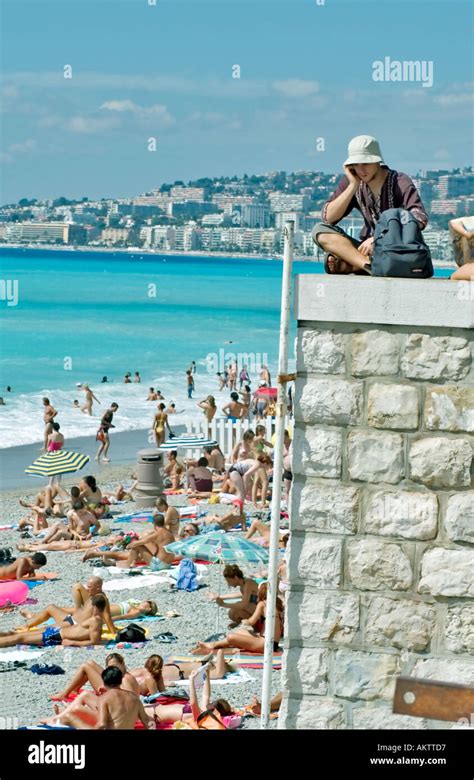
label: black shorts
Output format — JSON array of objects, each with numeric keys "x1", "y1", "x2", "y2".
[{"x1": 283, "y1": 469, "x2": 293, "y2": 482}]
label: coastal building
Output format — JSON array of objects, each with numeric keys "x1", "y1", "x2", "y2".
[
  {"x1": 2, "y1": 221, "x2": 85, "y2": 244},
  {"x1": 100, "y1": 227, "x2": 130, "y2": 244},
  {"x1": 275, "y1": 211, "x2": 301, "y2": 231},
  {"x1": 240, "y1": 204, "x2": 270, "y2": 228},
  {"x1": 175, "y1": 225, "x2": 200, "y2": 251},
  {"x1": 167, "y1": 201, "x2": 218, "y2": 218},
  {"x1": 430, "y1": 199, "x2": 464, "y2": 216},
  {"x1": 169, "y1": 185, "x2": 208, "y2": 201},
  {"x1": 269, "y1": 192, "x2": 311, "y2": 213}
]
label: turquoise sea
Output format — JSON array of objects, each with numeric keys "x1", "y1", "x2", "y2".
[
  {"x1": 0, "y1": 248, "x2": 453, "y2": 448},
  {"x1": 0, "y1": 248, "x2": 325, "y2": 447}
]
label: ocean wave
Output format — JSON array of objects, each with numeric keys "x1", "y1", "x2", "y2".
[{"x1": 0, "y1": 371, "x2": 226, "y2": 449}]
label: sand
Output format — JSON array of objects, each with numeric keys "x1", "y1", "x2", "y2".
[{"x1": 0, "y1": 480, "x2": 281, "y2": 729}]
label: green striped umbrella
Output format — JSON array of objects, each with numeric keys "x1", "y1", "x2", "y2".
[
  {"x1": 25, "y1": 450, "x2": 90, "y2": 478},
  {"x1": 165, "y1": 530, "x2": 269, "y2": 565}
]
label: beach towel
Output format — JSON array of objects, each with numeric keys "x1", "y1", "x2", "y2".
[
  {"x1": 0, "y1": 649, "x2": 46, "y2": 662},
  {"x1": 175, "y1": 559, "x2": 198, "y2": 592},
  {"x1": 177, "y1": 668, "x2": 253, "y2": 686},
  {"x1": 171, "y1": 653, "x2": 282, "y2": 670}
]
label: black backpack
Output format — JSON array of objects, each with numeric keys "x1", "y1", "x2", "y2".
[
  {"x1": 371, "y1": 208, "x2": 433, "y2": 278},
  {"x1": 115, "y1": 623, "x2": 147, "y2": 643},
  {"x1": 0, "y1": 548, "x2": 14, "y2": 564}
]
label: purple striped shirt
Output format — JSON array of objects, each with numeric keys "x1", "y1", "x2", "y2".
[{"x1": 322, "y1": 168, "x2": 429, "y2": 241}]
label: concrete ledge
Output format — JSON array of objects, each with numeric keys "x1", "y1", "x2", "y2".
[{"x1": 295, "y1": 276, "x2": 474, "y2": 329}]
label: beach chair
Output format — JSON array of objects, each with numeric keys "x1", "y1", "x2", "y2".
[{"x1": 393, "y1": 676, "x2": 474, "y2": 724}]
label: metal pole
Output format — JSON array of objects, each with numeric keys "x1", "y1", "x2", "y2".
[{"x1": 260, "y1": 221, "x2": 294, "y2": 729}]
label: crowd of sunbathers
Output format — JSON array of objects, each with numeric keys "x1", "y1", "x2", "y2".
[{"x1": 0, "y1": 428, "x2": 289, "y2": 729}]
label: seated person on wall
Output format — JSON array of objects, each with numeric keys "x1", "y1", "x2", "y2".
[
  {"x1": 313, "y1": 134, "x2": 429, "y2": 274},
  {"x1": 449, "y1": 215, "x2": 474, "y2": 268}
]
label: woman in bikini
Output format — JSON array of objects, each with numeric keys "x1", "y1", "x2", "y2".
[
  {"x1": 206, "y1": 564, "x2": 258, "y2": 628},
  {"x1": 197, "y1": 395, "x2": 217, "y2": 436},
  {"x1": 193, "y1": 582, "x2": 284, "y2": 656},
  {"x1": 79, "y1": 476, "x2": 106, "y2": 519},
  {"x1": 153, "y1": 403, "x2": 170, "y2": 447}
]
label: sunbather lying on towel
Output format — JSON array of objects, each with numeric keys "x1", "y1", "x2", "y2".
[
  {"x1": 0, "y1": 595, "x2": 107, "y2": 648},
  {"x1": 199, "y1": 500, "x2": 246, "y2": 533},
  {"x1": 45, "y1": 667, "x2": 154, "y2": 730},
  {"x1": 0, "y1": 552, "x2": 48, "y2": 580},
  {"x1": 81, "y1": 515, "x2": 175, "y2": 570},
  {"x1": 16, "y1": 575, "x2": 116, "y2": 636}
]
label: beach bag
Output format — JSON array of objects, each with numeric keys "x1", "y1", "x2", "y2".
[
  {"x1": 175, "y1": 558, "x2": 198, "y2": 592},
  {"x1": 115, "y1": 623, "x2": 146, "y2": 643},
  {"x1": 0, "y1": 548, "x2": 14, "y2": 564},
  {"x1": 371, "y1": 208, "x2": 433, "y2": 278}
]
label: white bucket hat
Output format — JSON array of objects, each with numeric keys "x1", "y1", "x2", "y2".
[{"x1": 344, "y1": 135, "x2": 384, "y2": 166}]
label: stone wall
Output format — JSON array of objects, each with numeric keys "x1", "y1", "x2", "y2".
[{"x1": 280, "y1": 277, "x2": 474, "y2": 730}]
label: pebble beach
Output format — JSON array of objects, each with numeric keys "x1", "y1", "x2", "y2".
[{"x1": 0, "y1": 474, "x2": 282, "y2": 730}]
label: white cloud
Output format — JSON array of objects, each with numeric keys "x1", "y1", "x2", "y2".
[
  {"x1": 66, "y1": 115, "x2": 120, "y2": 134},
  {"x1": 272, "y1": 79, "x2": 320, "y2": 98},
  {"x1": 0, "y1": 138, "x2": 36, "y2": 164},
  {"x1": 434, "y1": 93, "x2": 474, "y2": 106},
  {"x1": 100, "y1": 100, "x2": 175, "y2": 125}
]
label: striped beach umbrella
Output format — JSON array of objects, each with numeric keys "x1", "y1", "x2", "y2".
[
  {"x1": 165, "y1": 529, "x2": 269, "y2": 565},
  {"x1": 25, "y1": 450, "x2": 90, "y2": 478},
  {"x1": 159, "y1": 436, "x2": 218, "y2": 450}
]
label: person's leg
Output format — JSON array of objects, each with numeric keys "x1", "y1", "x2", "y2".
[
  {"x1": 209, "y1": 649, "x2": 227, "y2": 679},
  {"x1": 18, "y1": 604, "x2": 71, "y2": 629},
  {"x1": 229, "y1": 471, "x2": 245, "y2": 502},
  {"x1": 451, "y1": 263, "x2": 474, "y2": 282},
  {"x1": 102, "y1": 435, "x2": 111, "y2": 461},
  {"x1": 316, "y1": 231, "x2": 368, "y2": 271},
  {"x1": 245, "y1": 519, "x2": 267, "y2": 540},
  {"x1": 52, "y1": 661, "x2": 104, "y2": 700},
  {"x1": 144, "y1": 703, "x2": 184, "y2": 723},
  {"x1": 72, "y1": 582, "x2": 89, "y2": 609},
  {"x1": 0, "y1": 630, "x2": 45, "y2": 647},
  {"x1": 228, "y1": 604, "x2": 253, "y2": 625},
  {"x1": 125, "y1": 545, "x2": 153, "y2": 566}
]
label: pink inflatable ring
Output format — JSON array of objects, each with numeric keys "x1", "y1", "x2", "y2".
[{"x1": 0, "y1": 580, "x2": 29, "y2": 608}]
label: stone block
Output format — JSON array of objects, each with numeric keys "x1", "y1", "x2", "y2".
[
  {"x1": 408, "y1": 437, "x2": 472, "y2": 488},
  {"x1": 401, "y1": 334, "x2": 471, "y2": 381},
  {"x1": 333, "y1": 649, "x2": 400, "y2": 701},
  {"x1": 364, "y1": 596, "x2": 436, "y2": 651},
  {"x1": 444, "y1": 493, "x2": 474, "y2": 543},
  {"x1": 348, "y1": 431, "x2": 404, "y2": 484},
  {"x1": 352, "y1": 705, "x2": 427, "y2": 730},
  {"x1": 298, "y1": 328, "x2": 346, "y2": 374},
  {"x1": 425, "y1": 387, "x2": 474, "y2": 433},
  {"x1": 289, "y1": 535, "x2": 342, "y2": 588},
  {"x1": 292, "y1": 427, "x2": 342, "y2": 478},
  {"x1": 351, "y1": 330, "x2": 400, "y2": 377},
  {"x1": 364, "y1": 490, "x2": 438, "y2": 540},
  {"x1": 445, "y1": 604, "x2": 474, "y2": 654},
  {"x1": 367, "y1": 383, "x2": 419, "y2": 430},
  {"x1": 297, "y1": 378, "x2": 363, "y2": 426},
  {"x1": 280, "y1": 697, "x2": 345, "y2": 730},
  {"x1": 282, "y1": 647, "x2": 329, "y2": 695},
  {"x1": 286, "y1": 590, "x2": 359, "y2": 644},
  {"x1": 347, "y1": 539, "x2": 413, "y2": 591},
  {"x1": 292, "y1": 481, "x2": 359, "y2": 535},
  {"x1": 418, "y1": 548, "x2": 474, "y2": 597}
]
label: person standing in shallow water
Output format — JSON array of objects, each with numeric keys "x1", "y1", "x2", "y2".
[
  {"x1": 81, "y1": 385, "x2": 100, "y2": 416},
  {"x1": 186, "y1": 370, "x2": 194, "y2": 399},
  {"x1": 96, "y1": 403, "x2": 118, "y2": 463}
]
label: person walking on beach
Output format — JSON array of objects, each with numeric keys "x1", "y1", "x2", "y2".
[
  {"x1": 153, "y1": 402, "x2": 172, "y2": 447},
  {"x1": 95, "y1": 402, "x2": 118, "y2": 463},
  {"x1": 42, "y1": 397, "x2": 58, "y2": 450},
  {"x1": 228, "y1": 363, "x2": 237, "y2": 391},
  {"x1": 81, "y1": 384, "x2": 100, "y2": 416},
  {"x1": 186, "y1": 369, "x2": 194, "y2": 399},
  {"x1": 312, "y1": 134, "x2": 428, "y2": 274}
]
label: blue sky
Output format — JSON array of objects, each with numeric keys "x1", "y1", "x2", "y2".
[{"x1": 1, "y1": 0, "x2": 472, "y2": 202}]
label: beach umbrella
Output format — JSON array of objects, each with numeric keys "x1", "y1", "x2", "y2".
[
  {"x1": 25, "y1": 450, "x2": 90, "y2": 478},
  {"x1": 255, "y1": 387, "x2": 277, "y2": 398},
  {"x1": 165, "y1": 530, "x2": 268, "y2": 564},
  {"x1": 159, "y1": 436, "x2": 218, "y2": 450},
  {"x1": 165, "y1": 530, "x2": 268, "y2": 632}
]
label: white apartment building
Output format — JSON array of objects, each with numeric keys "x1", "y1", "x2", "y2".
[
  {"x1": 175, "y1": 225, "x2": 200, "y2": 251},
  {"x1": 169, "y1": 186, "x2": 206, "y2": 201},
  {"x1": 269, "y1": 192, "x2": 310, "y2": 213},
  {"x1": 275, "y1": 211, "x2": 301, "y2": 230}
]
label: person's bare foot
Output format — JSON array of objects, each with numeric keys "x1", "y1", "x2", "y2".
[
  {"x1": 82, "y1": 551, "x2": 96, "y2": 562},
  {"x1": 103, "y1": 458, "x2": 110, "y2": 463},
  {"x1": 19, "y1": 608, "x2": 33, "y2": 619},
  {"x1": 191, "y1": 641, "x2": 213, "y2": 655},
  {"x1": 250, "y1": 696, "x2": 261, "y2": 715}
]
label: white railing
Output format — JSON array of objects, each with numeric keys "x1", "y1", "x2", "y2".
[{"x1": 186, "y1": 415, "x2": 287, "y2": 458}]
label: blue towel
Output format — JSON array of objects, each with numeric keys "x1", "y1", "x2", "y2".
[{"x1": 175, "y1": 558, "x2": 198, "y2": 592}]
